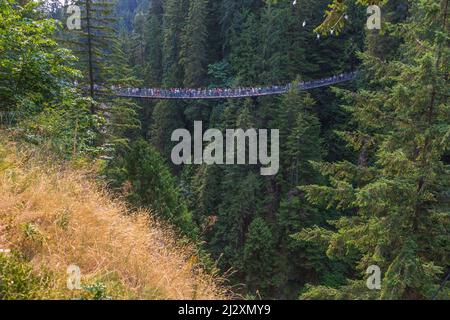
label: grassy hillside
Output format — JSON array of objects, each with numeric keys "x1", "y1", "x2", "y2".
[{"x1": 0, "y1": 135, "x2": 228, "y2": 300}]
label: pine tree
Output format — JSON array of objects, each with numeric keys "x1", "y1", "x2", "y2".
[
  {"x1": 229, "y1": 11, "x2": 262, "y2": 86},
  {"x1": 276, "y1": 85, "x2": 324, "y2": 187},
  {"x1": 150, "y1": 0, "x2": 188, "y2": 159},
  {"x1": 243, "y1": 217, "x2": 278, "y2": 296},
  {"x1": 62, "y1": 0, "x2": 140, "y2": 154},
  {"x1": 300, "y1": 0, "x2": 450, "y2": 299},
  {"x1": 188, "y1": 164, "x2": 223, "y2": 224},
  {"x1": 123, "y1": 139, "x2": 197, "y2": 235},
  {"x1": 150, "y1": 100, "x2": 185, "y2": 159},
  {"x1": 144, "y1": 0, "x2": 163, "y2": 86},
  {"x1": 129, "y1": 11, "x2": 147, "y2": 79},
  {"x1": 207, "y1": 107, "x2": 264, "y2": 272},
  {"x1": 102, "y1": 33, "x2": 141, "y2": 149},
  {"x1": 69, "y1": 0, "x2": 117, "y2": 107},
  {"x1": 181, "y1": 0, "x2": 209, "y2": 88},
  {"x1": 161, "y1": 0, "x2": 188, "y2": 86}
]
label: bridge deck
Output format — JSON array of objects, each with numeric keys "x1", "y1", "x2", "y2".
[{"x1": 98, "y1": 72, "x2": 357, "y2": 100}]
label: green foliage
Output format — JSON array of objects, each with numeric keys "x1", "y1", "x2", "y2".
[
  {"x1": 276, "y1": 86, "x2": 324, "y2": 186},
  {"x1": 0, "y1": 253, "x2": 51, "y2": 300},
  {"x1": 81, "y1": 282, "x2": 112, "y2": 300},
  {"x1": 144, "y1": 0, "x2": 163, "y2": 86},
  {"x1": 61, "y1": 0, "x2": 141, "y2": 148},
  {"x1": 137, "y1": 0, "x2": 365, "y2": 299},
  {"x1": 19, "y1": 88, "x2": 98, "y2": 158},
  {"x1": 69, "y1": 0, "x2": 117, "y2": 95},
  {"x1": 4, "y1": 0, "x2": 447, "y2": 301},
  {"x1": 300, "y1": 280, "x2": 379, "y2": 300},
  {"x1": 120, "y1": 139, "x2": 196, "y2": 235},
  {"x1": 315, "y1": 0, "x2": 386, "y2": 35},
  {"x1": 150, "y1": 100, "x2": 185, "y2": 159},
  {"x1": 0, "y1": 0, "x2": 80, "y2": 120},
  {"x1": 181, "y1": 0, "x2": 209, "y2": 87},
  {"x1": 161, "y1": 0, "x2": 188, "y2": 86},
  {"x1": 301, "y1": 0, "x2": 450, "y2": 299},
  {"x1": 229, "y1": 10, "x2": 263, "y2": 86},
  {"x1": 243, "y1": 217, "x2": 278, "y2": 296},
  {"x1": 0, "y1": 0, "x2": 98, "y2": 157}
]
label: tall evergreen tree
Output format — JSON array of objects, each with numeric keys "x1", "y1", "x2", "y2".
[
  {"x1": 144, "y1": 0, "x2": 163, "y2": 86},
  {"x1": 69, "y1": 0, "x2": 117, "y2": 106},
  {"x1": 243, "y1": 217, "x2": 278, "y2": 296},
  {"x1": 150, "y1": 0, "x2": 188, "y2": 159},
  {"x1": 300, "y1": 0, "x2": 450, "y2": 299},
  {"x1": 63, "y1": 0, "x2": 140, "y2": 152},
  {"x1": 181, "y1": 0, "x2": 209, "y2": 88},
  {"x1": 122, "y1": 139, "x2": 197, "y2": 235}
]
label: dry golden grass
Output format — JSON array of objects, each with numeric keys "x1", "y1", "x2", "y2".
[{"x1": 0, "y1": 138, "x2": 228, "y2": 300}]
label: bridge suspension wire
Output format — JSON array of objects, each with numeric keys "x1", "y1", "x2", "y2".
[{"x1": 93, "y1": 71, "x2": 357, "y2": 100}]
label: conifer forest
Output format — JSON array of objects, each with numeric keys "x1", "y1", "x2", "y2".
[{"x1": 0, "y1": 0, "x2": 449, "y2": 301}]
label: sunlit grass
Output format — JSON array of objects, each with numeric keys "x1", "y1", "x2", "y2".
[{"x1": 0, "y1": 134, "x2": 229, "y2": 300}]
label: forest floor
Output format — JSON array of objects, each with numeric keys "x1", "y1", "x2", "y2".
[{"x1": 0, "y1": 132, "x2": 228, "y2": 300}]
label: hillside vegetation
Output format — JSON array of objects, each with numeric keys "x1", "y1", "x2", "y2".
[{"x1": 0, "y1": 135, "x2": 227, "y2": 300}]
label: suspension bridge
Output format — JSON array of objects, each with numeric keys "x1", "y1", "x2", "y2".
[{"x1": 101, "y1": 71, "x2": 357, "y2": 100}]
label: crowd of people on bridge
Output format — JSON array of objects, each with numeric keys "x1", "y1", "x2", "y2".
[{"x1": 80, "y1": 72, "x2": 356, "y2": 99}]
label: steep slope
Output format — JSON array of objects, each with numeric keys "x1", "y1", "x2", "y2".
[{"x1": 0, "y1": 136, "x2": 227, "y2": 300}]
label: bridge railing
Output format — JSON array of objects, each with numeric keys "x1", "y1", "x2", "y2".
[{"x1": 89, "y1": 71, "x2": 357, "y2": 100}]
